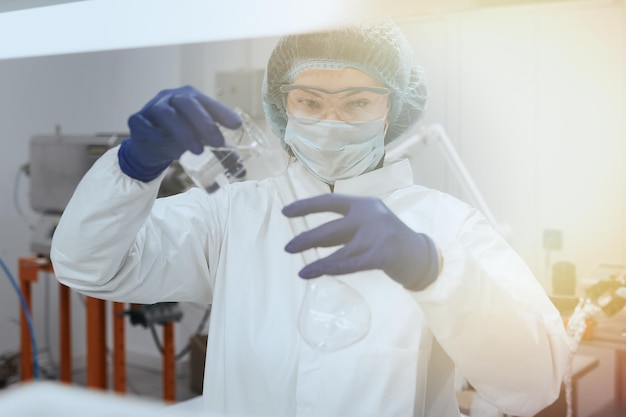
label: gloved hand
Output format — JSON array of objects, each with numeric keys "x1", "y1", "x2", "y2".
[
  {"x1": 118, "y1": 85, "x2": 241, "y2": 181},
  {"x1": 283, "y1": 194, "x2": 440, "y2": 291}
]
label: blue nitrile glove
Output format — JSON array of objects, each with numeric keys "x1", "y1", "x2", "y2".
[
  {"x1": 283, "y1": 194, "x2": 440, "y2": 291},
  {"x1": 118, "y1": 85, "x2": 242, "y2": 181}
]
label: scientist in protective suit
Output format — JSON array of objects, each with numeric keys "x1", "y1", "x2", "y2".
[{"x1": 51, "y1": 19, "x2": 569, "y2": 417}]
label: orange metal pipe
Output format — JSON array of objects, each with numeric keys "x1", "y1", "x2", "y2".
[
  {"x1": 58, "y1": 283, "x2": 72, "y2": 382},
  {"x1": 86, "y1": 296, "x2": 107, "y2": 389},
  {"x1": 163, "y1": 322, "x2": 176, "y2": 402},
  {"x1": 19, "y1": 271, "x2": 34, "y2": 380},
  {"x1": 113, "y1": 302, "x2": 126, "y2": 393}
]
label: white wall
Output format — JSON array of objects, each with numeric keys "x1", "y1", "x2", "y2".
[{"x1": 398, "y1": 0, "x2": 625, "y2": 290}]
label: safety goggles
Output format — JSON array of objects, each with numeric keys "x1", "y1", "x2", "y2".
[{"x1": 280, "y1": 84, "x2": 391, "y2": 123}]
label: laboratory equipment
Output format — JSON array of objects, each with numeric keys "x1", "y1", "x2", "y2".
[
  {"x1": 564, "y1": 265, "x2": 626, "y2": 348},
  {"x1": 281, "y1": 172, "x2": 371, "y2": 352},
  {"x1": 28, "y1": 132, "x2": 121, "y2": 255},
  {"x1": 29, "y1": 133, "x2": 116, "y2": 213},
  {"x1": 178, "y1": 107, "x2": 279, "y2": 193},
  {"x1": 297, "y1": 275, "x2": 371, "y2": 351},
  {"x1": 564, "y1": 265, "x2": 626, "y2": 345},
  {"x1": 121, "y1": 302, "x2": 184, "y2": 328}
]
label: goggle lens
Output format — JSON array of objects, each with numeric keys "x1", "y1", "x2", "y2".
[{"x1": 280, "y1": 85, "x2": 391, "y2": 123}]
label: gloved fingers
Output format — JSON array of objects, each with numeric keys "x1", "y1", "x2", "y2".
[
  {"x1": 196, "y1": 95, "x2": 242, "y2": 130},
  {"x1": 298, "y1": 244, "x2": 373, "y2": 278},
  {"x1": 139, "y1": 87, "x2": 177, "y2": 113},
  {"x1": 145, "y1": 98, "x2": 205, "y2": 155},
  {"x1": 285, "y1": 217, "x2": 356, "y2": 253},
  {"x1": 127, "y1": 113, "x2": 166, "y2": 143},
  {"x1": 282, "y1": 193, "x2": 358, "y2": 218},
  {"x1": 170, "y1": 94, "x2": 226, "y2": 149}
]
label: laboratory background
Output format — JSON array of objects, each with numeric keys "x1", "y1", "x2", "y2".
[{"x1": 0, "y1": 0, "x2": 624, "y2": 416}]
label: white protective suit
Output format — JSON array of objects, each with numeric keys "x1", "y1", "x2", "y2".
[{"x1": 51, "y1": 147, "x2": 569, "y2": 417}]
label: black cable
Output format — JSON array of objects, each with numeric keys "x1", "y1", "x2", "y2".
[
  {"x1": 0, "y1": 256, "x2": 39, "y2": 379},
  {"x1": 13, "y1": 163, "x2": 35, "y2": 230},
  {"x1": 148, "y1": 305, "x2": 211, "y2": 361}
]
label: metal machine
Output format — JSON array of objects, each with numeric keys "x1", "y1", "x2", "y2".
[{"x1": 28, "y1": 132, "x2": 123, "y2": 256}]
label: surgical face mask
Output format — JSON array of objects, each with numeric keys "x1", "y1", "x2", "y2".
[{"x1": 284, "y1": 115, "x2": 386, "y2": 184}]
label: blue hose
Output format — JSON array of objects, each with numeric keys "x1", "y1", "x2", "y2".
[{"x1": 0, "y1": 256, "x2": 39, "y2": 379}]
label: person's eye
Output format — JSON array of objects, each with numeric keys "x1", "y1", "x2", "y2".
[
  {"x1": 346, "y1": 99, "x2": 370, "y2": 110},
  {"x1": 354, "y1": 99, "x2": 369, "y2": 108},
  {"x1": 298, "y1": 98, "x2": 322, "y2": 110}
]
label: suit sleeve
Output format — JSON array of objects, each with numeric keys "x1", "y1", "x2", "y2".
[
  {"x1": 412, "y1": 208, "x2": 570, "y2": 417},
  {"x1": 50, "y1": 146, "x2": 225, "y2": 305}
]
